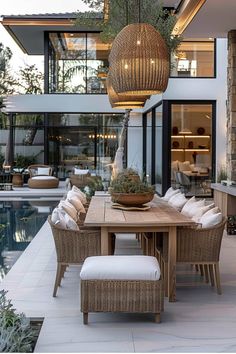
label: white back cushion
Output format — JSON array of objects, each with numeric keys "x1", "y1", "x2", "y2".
[
  {"x1": 66, "y1": 195, "x2": 86, "y2": 214},
  {"x1": 168, "y1": 193, "x2": 187, "y2": 211},
  {"x1": 74, "y1": 168, "x2": 89, "y2": 175},
  {"x1": 58, "y1": 200, "x2": 78, "y2": 221},
  {"x1": 37, "y1": 167, "x2": 50, "y2": 175},
  {"x1": 199, "y1": 212, "x2": 223, "y2": 228},
  {"x1": 181, "y1": 196, "x2": 196, "y2": 216},
  {"x1": 161, "y1": 187, "x2": 180, "y2": 202},
  {"x1": 191, "y1": 203, "x2": 215, "y2": 222},
  {"x1": 182, "y1": 199, "x2": 205, "y2": 218},
  {"x1": 71, "y1": 186, "x2": 87, "y2": 204}
]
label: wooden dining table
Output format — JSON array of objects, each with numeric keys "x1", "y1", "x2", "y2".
[{"x1": 84, "y1": 194, "x2": 195, "y2": 302}]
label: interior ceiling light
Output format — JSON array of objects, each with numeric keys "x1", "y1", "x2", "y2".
[
  {"x1": 109, "y1": 22, "x2": 169, "y2": 96},
  {"x1": 107, "y1": 71, "x2": 149, "y2": 109}
]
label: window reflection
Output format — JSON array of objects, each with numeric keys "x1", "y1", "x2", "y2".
[
  {"x1": 49, "y1": 33, "x2": 109, "y2": 93},
  {"x1": 171, "y1": 40, "x2": 215, "y2": 78}
]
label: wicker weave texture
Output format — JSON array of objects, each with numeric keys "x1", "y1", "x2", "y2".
[
  {"x1": 48, "y1": 216, "x2": 101, "y2": 264},
  {"x1": 109, "y1": 23, "x2": 169, "y2": 95},
  {"x1": 81, "y1": 279, "x2": 163, "y2": 313},
  {"x1": 162, "y1": 219, "x2": 226, "y2": 263},
  {"x1": 107, "y1": 71, "x2": 148, "y2": 108}
]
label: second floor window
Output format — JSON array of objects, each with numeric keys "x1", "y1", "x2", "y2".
[
  {"x1": 48, "y1": 32, "x2": 110, "y2": 94},
  {"x1": 170, "y1": 39, "x2": 215, "y2": 78}
]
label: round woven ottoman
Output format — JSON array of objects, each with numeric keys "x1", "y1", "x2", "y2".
[{"x1": 28, "y1": 176, "x2": 59, "y2": 189}]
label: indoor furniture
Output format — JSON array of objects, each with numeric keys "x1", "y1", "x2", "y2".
[
  {"x1": 84, "y1": 195, "x2": 195, "y2": 302},
  {"x1": 48, "y1": 216, "x2": 101, "y2": 297},
  {"x1": 80, "y1": 255, "x2": 163, "y2": 324}
]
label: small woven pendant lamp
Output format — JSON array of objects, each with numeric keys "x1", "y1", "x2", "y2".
[
  {"x1": 107, "y1": 71, "x2": 149, "y2": 109},
  {"x1": 109, "y1": 22, "x2": 169, "y2": 95}
]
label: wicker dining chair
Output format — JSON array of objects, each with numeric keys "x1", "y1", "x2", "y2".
[
  {"x1": 158, "y1": 218, "x2": 226, "y2": 295},
  {"x1": 48, "y1": 216, "x2": 101, "y2": 297}
]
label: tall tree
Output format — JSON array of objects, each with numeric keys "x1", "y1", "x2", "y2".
[
  {"x1": 0, "y1": 43, "x2": 17, "y2": 109},
  {"x1": 17, "y1": 64, "x2": 43, "y2": 94}
]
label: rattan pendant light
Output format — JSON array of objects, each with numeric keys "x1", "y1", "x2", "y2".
[
  {"x1": 107, "y1": 71, "x2": 149, "y2": 109},
  {"x1": 109, "y1": 22, "x2": 169, "y2": 95}
]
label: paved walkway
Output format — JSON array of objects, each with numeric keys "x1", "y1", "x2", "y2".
[{"x1": 1, "y1": 221, "x2": 236, "y2": 352}]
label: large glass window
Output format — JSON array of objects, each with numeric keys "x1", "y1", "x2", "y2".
[
  {"x1": 171, "y1": 103, "x2": 213, "y2": 196},
  {"x1": 13, "y1": 114, "x2": 45, "y2": 167},
  {"x1": 171, "y1": 40, "x2": 215, "y2": 78},
  {"x1": 48, "y1": 113, "x2": 124, "y2": 181},
  {"x1": 48, "y1": 33, "x2": 110, "y2": 94}
]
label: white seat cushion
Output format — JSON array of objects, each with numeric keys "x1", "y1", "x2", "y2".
[
  {"x1": 80, "y1": 256, "x2": 161, "y2": 281},
  {"x1": 32, "y1": 176, "x2": 57, "y2": 180}
]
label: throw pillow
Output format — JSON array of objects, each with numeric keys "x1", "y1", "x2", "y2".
[
  {"x1": 64, "y1": 213, "x2": 80, "y2": 231},
  {"x1": 191, "y1": 203, "x2": 215, "y2": 222},
  {"x1": 66, "y1": 195, "x2": 86, "y2": 214},
  {"x1": 199, "y1": 212, "x2": 223, "y2": 228},
  {"x1": 37, "y1": 167, "x2": 50, "y2": 176},
  {"x1": 168, "y1": 193, "x2": 187, "y2": 211},
  {"x1": 182, "y1": 199, "x2": 205, "y2": 218},
  {"x1": 51, "y1": 207, "x2": 67, "y2": 229},
  {"x1": 203, "y1": 206, "x2": 220, "y2": 217},
  {"x1": 181, "y1": 196, "x2": 196, "y2": 216},
  {"x1": 74, "y1": 168, "x2": 90, "y2": 175},
  {"x1": 72, "y1": 186, "x2": 87, "y2": 205},
  {"x1": 58, "y1": 200, "x2": 78, "y2": 221},
  {"x1": 161, "y1": 187, "x2": 180, "y2": 202}
]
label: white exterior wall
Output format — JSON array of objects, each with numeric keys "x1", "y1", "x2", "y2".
[{"x1": 2, "y1": 39, "x2": 227, "y2": 176}]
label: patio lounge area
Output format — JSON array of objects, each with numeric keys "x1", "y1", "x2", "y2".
[{"x1": 1, "y1": 210, "x2": 236, "y2": 352}]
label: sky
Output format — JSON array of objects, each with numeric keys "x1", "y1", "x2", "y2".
[{"x1": 0, "y1": 0, "x2": 90, "y2": 74}]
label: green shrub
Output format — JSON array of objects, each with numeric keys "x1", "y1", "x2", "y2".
[
  {"x1": 111, "y1": 168, "x2": 153, "y2": 194},
  {"x1": 0, "y1": 290, "x2": 35, "y2": 352}
]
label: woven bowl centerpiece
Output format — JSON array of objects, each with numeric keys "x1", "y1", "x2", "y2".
[
  {"x1": 111, "y1": 192, "x2": 154, "y2": 206},
  {"x1": 110, "y1": 168, "x2": 154, "y2": 207}
]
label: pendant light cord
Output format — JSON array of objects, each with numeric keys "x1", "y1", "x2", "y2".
[{"x1": 138, "y1": 0, "x2": 141, "y2": 23}]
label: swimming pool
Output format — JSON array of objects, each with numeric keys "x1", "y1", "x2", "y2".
[{"x1": 0, "y1": 200, "x2": 57, "y2": 280}]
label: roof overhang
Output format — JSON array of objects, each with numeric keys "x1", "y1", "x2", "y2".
[
  {"x1": 1, "y1": 14, "x2": 100, "y2": 55},
  {"x1": 0, "y1": 1, "x2": 182, "y2": 55},
  {"x1": 182, "y1": 0, "x2": 236, "y2": 38}
]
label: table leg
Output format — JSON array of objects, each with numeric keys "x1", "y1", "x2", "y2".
[
  {"x1": 168, "y1": 226, "x2": 177, "y2": 302},
  {"x1": 101, "y1": 227, "x2": 109, "y2": 255}
]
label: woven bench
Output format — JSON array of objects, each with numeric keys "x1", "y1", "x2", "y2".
[{"x1": 80, "y1": 255, "x2": 163, "y2": 324}]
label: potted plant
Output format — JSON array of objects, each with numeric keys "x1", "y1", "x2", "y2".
[{"x1": 110, "y1": 168, "x2": 154, "y2": 206}]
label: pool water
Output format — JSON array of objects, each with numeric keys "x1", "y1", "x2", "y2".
[{"x1": 0, "y1": 200, "x2": 57, "y2": 280}]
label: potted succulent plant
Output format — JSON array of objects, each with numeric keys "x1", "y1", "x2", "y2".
[{"x1": 110, "y1": 168, "x2": 154, "y2": 206}]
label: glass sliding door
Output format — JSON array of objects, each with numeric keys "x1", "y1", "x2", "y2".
[
  {"x1": 171, "y1": 103, "x2": 214, "y2": 196},
  {"x1": 48, "y1": 127, "x2": 97, "y2": 179}
]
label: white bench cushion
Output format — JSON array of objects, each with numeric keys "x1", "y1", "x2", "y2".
[{"x1": 80, "y1": 255, "x2": 161, "y2": 281}]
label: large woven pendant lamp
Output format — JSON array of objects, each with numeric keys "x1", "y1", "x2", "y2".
[
  {"x1": 109, "y1": 22, "x2": 169, "y2": 95},
  {"x1": 107, "y1": 71, "x2": 149, "y2": 109}
]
